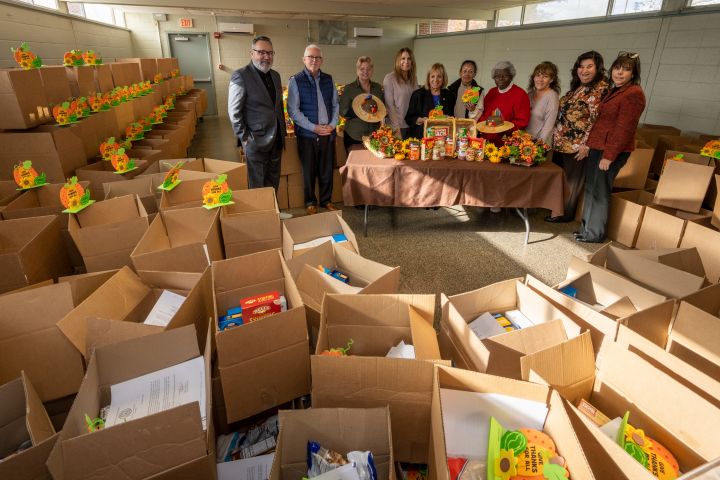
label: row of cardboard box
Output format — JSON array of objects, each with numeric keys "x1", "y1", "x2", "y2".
[
  {"x1": 3, "y1": 239, "x2": 720, "y2": 479},
  {"x1": 0, "y1": 86, "x2": 207, "y2": 184},
  {"x1": 0, "y1": 59, "x2": 185, "y2": 130}
]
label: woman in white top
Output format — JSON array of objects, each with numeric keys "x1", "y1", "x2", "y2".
[
  {"x1": 526, "y1": 61, "x2": 560, "y2": 146},
  {"x1": 383, "y1": 48, "x2": 417, "y2": 138},
  {"x1": 447, "y1": 60, "x2": 484, "y2": 120}
]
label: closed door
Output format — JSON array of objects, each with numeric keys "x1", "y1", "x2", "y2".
[{"x1": 169, "y1": 33, "x2": 217, "y2": 115}]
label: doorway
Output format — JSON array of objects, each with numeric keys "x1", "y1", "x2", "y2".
[{"x1": 168, "y1": 33, "x2": 217, "y2": 116}]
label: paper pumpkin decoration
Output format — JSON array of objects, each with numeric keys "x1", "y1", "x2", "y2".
[
  {"x1": 13, "y1": 160, "x2": 47, "y2": 190},
  {"x1": 428, "y1": 105, "x2": 446, "y2": 119},
  {"x1": 170, "y1": 69, "x2": 180, "y2": 78},
  {"x1": 63, "y1": 50, "x2": 85, "y2": 67},
  {"x1": 616, "y1": 412, "x2": 680, "y2": 480},
  {"x1": 11, "y1": 42, "x2": 42, "y2": 69},
  {"x1": 60, "y1": 176, "x2": 94, "y2": 213},
  {"x1": 488, "y1": 417, "x2": 569, "y2": 480},
  {"x1": 153, "y1": 73, "x2": 164, "y2": 84},
  {"x1": 53, "y1": 101, "x2": 79, "y2": 125},
  {"x1": 125, "y1": 122, "x2": 144, "y2": 141},
  {"x1": 76, "y1": 97, "x2": 90, "y2": 118},
  {"x1": 100, "y1": 137, "x2": 121, "y2": 161},
  {"x1": 158, "y1": 162, "x2": 184, "y2": 191},
  {"x1": 110, "y1": 148, "x2": 137, "y2": 174},
  {"x1": 462, "y1": 87, "x2": 481, "y2": 105},
  {"x1": 82, "y1": 50, "x2": 102, "y2": 65},
  {"x1": 202, "y1": 174, "x2": 234, "y2": 209},
  {"x1": 700, "y1": 139, "x2": 720, "y2": 160}
]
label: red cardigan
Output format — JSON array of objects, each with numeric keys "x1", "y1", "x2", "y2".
[
  {"x1": 586, "y1": 83, "x2": 646, "y2": 162},
  {"x1": 479, "y1": 84, "x2": 531, "y2": 145}
]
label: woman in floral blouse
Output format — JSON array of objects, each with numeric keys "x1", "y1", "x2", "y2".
[{"x1": 545, "y1": 51, "x2": 609, "y2": 223}]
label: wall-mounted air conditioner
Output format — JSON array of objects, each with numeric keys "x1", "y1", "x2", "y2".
[
  {"x1": 353, "y1": 27, "x2": 383, "y2": 38},
  {"x1": 217, "y1": 22, "x2": 254, "y2": 34}
]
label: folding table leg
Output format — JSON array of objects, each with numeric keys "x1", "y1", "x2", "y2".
[{"x1": 515, "y1": 208, "x2": 530, "y2": 245}]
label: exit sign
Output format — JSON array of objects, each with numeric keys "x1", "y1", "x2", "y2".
[{"x1": 179, "y1": 18, "x2": 193, "y2": 28}]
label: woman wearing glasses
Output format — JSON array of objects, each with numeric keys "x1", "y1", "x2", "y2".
[
  {"x1": 545, "y1": 51, "x2": 609, "y2": 223},
  {"x1": 575, "y1": 52, "x2": 645, "y2": 243},
  {"x1": 339, "y1": 56, "x2": 385, "y2": 153},
  {"x1": 383, "y1": 48, "x2": 417, "y2": 138}
]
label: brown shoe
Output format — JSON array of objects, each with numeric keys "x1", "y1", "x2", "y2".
[
  {"x1": 324, "y1": 203, "x2": 338, "y2": 211},
  {"x1": 306, "y1": 205, "x2": 318, "y2": 215}
]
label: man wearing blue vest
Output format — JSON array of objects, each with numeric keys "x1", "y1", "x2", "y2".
[{"x1": 287, "y1": 44, "x2": 340, "y2": 216}]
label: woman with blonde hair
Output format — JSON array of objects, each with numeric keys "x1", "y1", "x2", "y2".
[
  {"x1": 383, "y1": 48, "x2": 417, "y2": 138},
  {"x1": 405, "y1": 63, "x2": 456, "y2": 139},
  {"x1": 339, "y1": 55, "x2": 385, "y2": 153},
  {"x1": 527, "y1": 61, "x2": 560, "y2": 145}
]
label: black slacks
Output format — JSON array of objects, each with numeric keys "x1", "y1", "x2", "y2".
[
  {"x1": 297, "y1": 135, "x2": 334, "y2": 207},
  {"x1": 245, "y1": 135, "x2": 282, "y2": 191},
  {"x1": 552, "y1": 151, "x2": 587, "y2": 220},
  {"x1": 580, "y1": 148, "x2": 630, "y2": 242}
]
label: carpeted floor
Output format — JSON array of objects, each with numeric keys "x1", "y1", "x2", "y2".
[{"x1": 192, "y1": 116, "x2": 602, "y2": 296}]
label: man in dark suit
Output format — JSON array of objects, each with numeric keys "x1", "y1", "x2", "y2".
[{"x1": 228, "y1": 35, "x2": 288, "y2": 215}]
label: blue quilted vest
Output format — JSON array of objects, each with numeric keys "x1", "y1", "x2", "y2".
[{"x1": 292, "y1": 69, "x2": 335, "y2": 139}]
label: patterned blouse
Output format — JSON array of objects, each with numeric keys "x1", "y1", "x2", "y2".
[{"x1": 552, "y1": 79, "x2": 609, "y2": 154}]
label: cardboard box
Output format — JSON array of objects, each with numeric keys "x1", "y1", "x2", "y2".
[
  {"x1": 107, "y1": 101, "x2": 135, "y2": 138},
  {"x1": 614, "y1": 141, "x2": 654, "y2": 189},
  {"x1": 159, "y1": 177, "x2": 206, "y2": 211},
  {"x1": 46, "y1": 325, "x2": 215, "y2": 480},
  {"x1": 550, "y1": 340, "x2": 720, "y2": 477},
  {"x1": 282, "y1": 210, "x2": 358, "y2": 259},
  {"x1": 57, "y1": 266, "x2": 209, "y2": 359},
  {"x1": 103, "y1": 176, "x2": 158, "y2": 218},
  {"x1": 131, "y1": 207, "x2": 223, "y2": 274},
  {"x1": 277, "y1": 175, "x2": 289, "y2": 210},
  {"x1": 270, "y1": 408, "x2": 394, "y2": 480},
  {"x1": 429, "y1": 365, "x2": 595, "y2": 480},
  {"x1": 167, "y1": 109, "x2": 197, "y2": 139},
  {"x1": 108, "y1": 62, "x2": 142, "y2": 87},
  {"x1": 287, "y1": 242, "x2": 400, "y2": 341},
  {"x1": 440, "y1": 278, "x2": 606, "y2": 379},
  {"x1": 177, "y1": 158, "x2": 248, "y2": 191},
  {"x1": 0, "y1": 68, "x2": 51, "y2": 130},
  {"x1": 0, "y1": 215, "x2": 72, "y2": 293},
  {"x1": 64, "y1": 65, "x2": 113, "y2": 97},
  {"x1": 132, "y1": 137, "x2": 173, "y2": 159},
  {"x1": 57, "y1": 269, "x2": 118, "y2": 306},
  {"x1": 115, "y1": 58, "x2": 158, "y2": 82},
  {"x1": 287, "y1": 172, "x2": 304, "y2": 208},
  {"x1": 0, "y1": 372, "x2": 58, "y2": 480},
  {"x1": 213, "y1": 249, "x2": 310, "y2": 422},
  {"x1": 586, "y1": 244, "x2": 707, "y2": 298},
  {"x1": 0, "y1": 125, "x2": 87, "y2": 183},
  {"x1": 75, "y1": 159, "x2": 149, "y2": 194},
  {"x1": 0, "y1": 180, "x2": 21, "y2": 208},
  {"x1": 281, "y1": 136, "x2": 302, "y2": 176},
  {"x1": 156, "y1": 58, "x2": 174, "y2": 78},
  {"x1": 666, "y1": 297, "x2": 720, "y2": 381},
  {"x1": 0, "y1": 283, "x2": 85, "y2": 401},
  {"x1": 312, "y1": 294, "x2": 440, "y2": 463},
  {"x1": 334, "y1": 134, "x2": 348, "y2": 168},
  {"x1": 680, "y1": 217, "x2": 720, "y2": 283},
  {"x1": 146, "y1": 125, "x2": 187, "y2": 158},
  {"x1": 650, "y1": 134, "x2": 705, "y2": 176},
  {"x1": 38, "y1": 66, "x2": 72, "y2": 107},
  {"x1": 636, "y1": 124, "x2": 680, "y2": 147},
  {"x1": 635, "y1": 203, "x2": 711, "y2": 250},
  {"x1": 606, "y1": 190, "x2": 655, "y2": 247},
  {"x1": 220, "y1": 187, "x2": 282, "y2": 258},
  {"x1": 68, "y1": 195, "x2": 149, "y2": 272},
  {"x1": 93, "y1": 64, "x2": 114, "y2": 93},
  {"x1": 654, "y1": 159, "x2": 715, "y2": 213}
]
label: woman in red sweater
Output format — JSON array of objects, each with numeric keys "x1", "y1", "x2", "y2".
[
  {"x1": 576, "y1": 52, "x2": 646, "y2": 243},
  {"x1": 479, "y1": 61, "x2": 531, "y2": 146}
]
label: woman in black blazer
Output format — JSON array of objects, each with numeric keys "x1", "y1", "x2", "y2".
[{"x1": 405, "y1": 63, "x2": 456, "y2": 139}]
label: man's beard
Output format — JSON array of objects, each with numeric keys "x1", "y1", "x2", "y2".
[{"x1": 253, "y1": 59, "x2": 272, "y2": 73}]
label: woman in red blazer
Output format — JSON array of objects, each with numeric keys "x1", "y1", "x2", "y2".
[{"x1": 575, "y1": 52, "x2": 646, "y2": 243}]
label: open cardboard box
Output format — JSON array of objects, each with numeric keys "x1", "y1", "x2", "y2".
[
  {"x1": 666, "y1": 293, "x2": 720, "y2": 381},
  {"x1": 175, "y1": 158, "x2": 248, "y2": 191},
  {"x1": 212, "y1": 249, "x2": 310, "y2": 423},
  {"x1": 586, "y1": 244, "x2": 708, "y2": 298},
  {"x1": 0, "y1": 283, "x2": 85, "y2": 402},
  {"x1": 146, "y1": 124, "x2": 187, "y2": 158},
  {"x1": 277, "y1": 175, "x2": 289, "y2": 210},
  {"x1": 680, "y1": 216, "x2": 720, "y2": 283},
  {"x1": 429, "y1": 365, "x2": 596, "y2": 480},
  {"x1": 108, "y1": 61, "x2": 143, "y2": 87},
  {"x1": 131, "y1": 206, "x2": 223, "y2": 274},
  {"x1": 281, "y1": 136, "x2": 302, "y2": 175},
  {"x1": 220, "y1": 187, "x2": 282, "y2": 258},
  {"x1": 47, "y1": 324, "x2": 215, "y2": 480},
  {"x1": 0, "y1": 68, "x2": 51, "y2": 130},
  {"x1": 0, "y1": 215, "x2": 72, "y2": 293},
  {"x1": 528, "y1": 336, "x2": 720, "y2": 478},
  {"x1": 0, "y1": 125, "x2": 87, "y2": 183},
  {"x1": 287, "y1": 241, "x2": 400, "y2": 342},
  {"x1": 270, "y1": 407, "x2": 395, "y2": 480},
  {"x1": 103, "y1": 176, "x2": 159, "y2": 218},
  {"x1": 607, "y1": 190, "x2": 654, "y2": 247},
  {"x1": 68, "y1": 195, "x2": 150, "y2": 272},
  {"x1": 614, "y1": 140, "x2": 654, "y2": 189},
  {"x1": 106, "y1": 101, "x2": 134, "y2": 138},
  {"x1": 56, "y1": 266, "x2": 210, "y2": 360},
  {"x1": 440, "y1": 278, "x2": 606, "y2": 379},
  {"x1": 38, "y1": 66, "x2": 72, "y2": 107},
  {"x1": 159, "y1": 177, "x2": 206, "y2": 211},
  {"x1": 312, "y1": 293, "x2": 442, "y2": 463},
  {"x1": 75, "y1": 159, "x2": 149, "y2": 194},
  {"x1": 636, "y1": 124, "x2": 680, "y2": 148},
  {"x1": 653, "y1": 159, "x2": 715, "y2": 214},
  {"x1": 635, "y1": 203, "x2": 712, "y2": 249},
  {"x1": 115, "y1": 58, "x2": 158, "y2": 82},
  {"x1": 0, "y1": 372, "x2": 57, "y2": 480},
  {"x1": 282, "y1": 210, "x2": 359, "y2": 259},
  {"x1": 650, "y1": 134, "x2": 707, "y2": 176},
  {"x1": 132, "y1": 137, "x2": 173, "y2": 160},
  {"x1": 0, "y1": 180, "x2": 22, "y2": 208}
]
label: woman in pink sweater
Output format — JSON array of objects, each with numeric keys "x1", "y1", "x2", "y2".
[{"x1": 383, "y1": 48, "x2": 417, "y2": 139}]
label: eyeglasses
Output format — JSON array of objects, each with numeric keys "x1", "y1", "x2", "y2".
[
  {"x1": 305, "y1": 55, "x2": 323, "y2": 61},
  {"x1": 619, "y1": 51, "x2": 639, "y2": 59},
  {"x1": 252, "y1": 49, "x2": 275, "y2": 56}
]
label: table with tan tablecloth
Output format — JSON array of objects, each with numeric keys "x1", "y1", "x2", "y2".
[{"x1": 340, "y1": 150, "x2": 568, "y2": 217}]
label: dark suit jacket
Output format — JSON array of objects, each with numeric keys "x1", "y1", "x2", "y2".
[
  {"x1": 228, "y1": 63, "x2": 286, "y2": 152},
  {"x1": 586, "y1": 83, "x2": 645, "y2": 162},
  {"x1": 404, "y1": 88, "x2": 456, "y2": 139}
]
